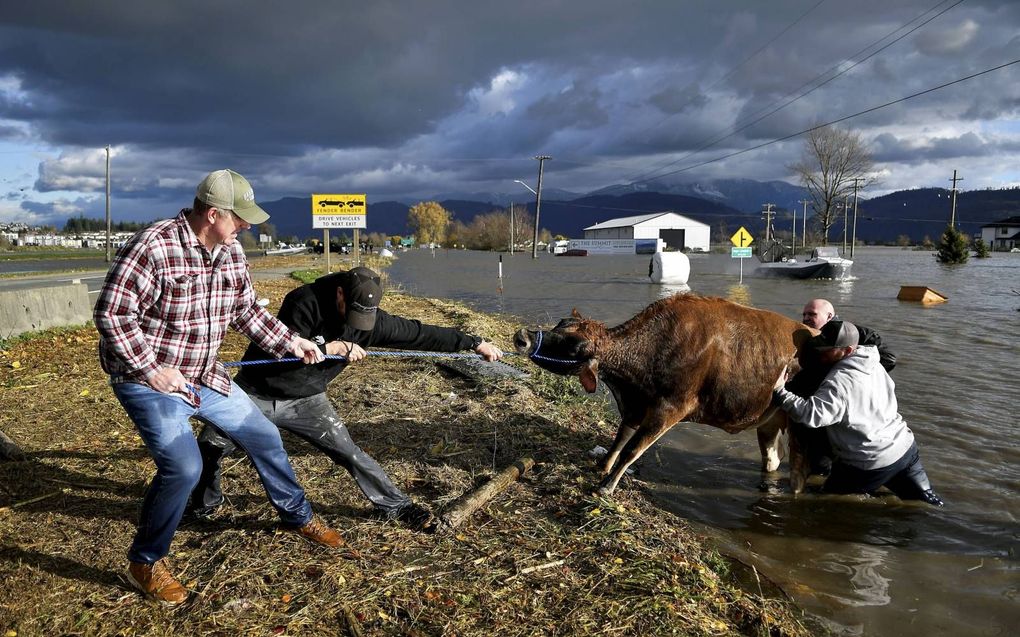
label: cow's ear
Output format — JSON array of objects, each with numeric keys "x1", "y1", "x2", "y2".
[
  {"x1": 571, "y1": 307, "x2": 584, "y2": 319},
  {"x1": 578, "y1": 359, "x2": 599, "y2": 393}
]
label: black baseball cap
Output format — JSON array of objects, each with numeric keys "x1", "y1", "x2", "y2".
[{"x1": 340, "y1": 267, "x2": 382, "y2": 331}]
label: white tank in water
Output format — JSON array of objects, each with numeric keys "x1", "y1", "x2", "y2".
[
  {"x1": 649, "y1": 251, "x2": 690, "y2": 285},
  {"x1": 378, "y1": 248, "x2": 394, "y2": 257}
]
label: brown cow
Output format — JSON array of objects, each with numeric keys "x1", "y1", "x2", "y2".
[{"x1": 513, "y1": 294, "x2": 817, "y2": 495}]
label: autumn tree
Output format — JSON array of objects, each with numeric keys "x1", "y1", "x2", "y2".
[
  {"x1": 790, "y1": 126, "x2": 873, "y2": 245},
  {"x1": 408, "y1": 201, "x2": 451, "y2": 246}
]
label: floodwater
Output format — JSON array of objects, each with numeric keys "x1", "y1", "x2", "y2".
[{"x1": 388, "y1": 247, "x2": 1019, "y2": 637}]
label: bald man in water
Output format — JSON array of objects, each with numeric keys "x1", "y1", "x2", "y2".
[{"x1": 789, "y1": 299, "x2": 897, "y2": 477}]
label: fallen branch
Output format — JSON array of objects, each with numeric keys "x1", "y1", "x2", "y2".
[
  {"x1": 437, "y1": 456, "x2": 535, "y2": 533},
  {"x1": 518, "y1": 559, "x2": 565, "y2": 575},
  {"x1": 0, "y1": 489, "x2": 64, "y2": 514}
]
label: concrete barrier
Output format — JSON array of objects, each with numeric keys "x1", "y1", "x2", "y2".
[{"x1": 0, "y1": 283, "x2": 92, "y2": 340}]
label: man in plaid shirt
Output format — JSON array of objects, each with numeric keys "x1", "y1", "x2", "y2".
[{"x1": 94, "y1": 169, "x2": 344, "y2": 606}]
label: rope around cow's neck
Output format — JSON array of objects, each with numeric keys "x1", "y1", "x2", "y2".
[{"x1": 527, "y1": 330, "x2": 582, "y2": 366}]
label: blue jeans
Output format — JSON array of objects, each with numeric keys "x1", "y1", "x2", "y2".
[{"x1": 113, "y1": 381, "x2": 313, "y2": 564}]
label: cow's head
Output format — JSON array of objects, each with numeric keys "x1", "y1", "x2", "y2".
[{"x1": 514, "y1": 309, "x2": 605, "y2": 393}]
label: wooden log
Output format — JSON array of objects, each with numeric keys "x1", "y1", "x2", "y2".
[
  {"x1": 0, "y1": 428, "x2": 25, "y2": 461},
  {"x1": 437, "y1": 456, "x2": 535, "y2": 533}
]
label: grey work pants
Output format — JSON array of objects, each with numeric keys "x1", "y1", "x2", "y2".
[{"x1": 193, "y1": 391, "x2": 410, "y2": 514}]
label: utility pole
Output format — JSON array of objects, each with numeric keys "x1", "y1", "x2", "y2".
[
  {"x1": 841, "y1": 195, "x2": 849, "y2": 255},
  {"x1": 798, "y1": 199, "x2": 809, "y2": 250},
  {"x1": 105, "y1": 145, "x2": 112, "y2": 262},
  {"x1": 761, "y1": 203, "x2": 775, "y2": 243},
  {"x1": 531, "y1": 155, "x2": 551, "y2": 259},
  {"x1": 508, "y1": 202, "x2": 514, "y2": 255},
  {"x1": 850, "y1": 177, "x2": 863, "y2": 258},
  {"x1": 791, "y1": 204, "x2": 796, "y2": 255},
  {"x1": 948, "y1": 169, "x2": 963, "y2": 227}
]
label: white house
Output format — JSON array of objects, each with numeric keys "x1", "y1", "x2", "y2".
[
  {"x1": 980, "y1": 216, "x2": 1020, "y2": 251},
  {"x1": 583, "y1": 212, "x2": 711, "y2": 252}
]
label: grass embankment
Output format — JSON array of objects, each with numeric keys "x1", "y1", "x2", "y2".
[{"x1": 0, "y1": 260, "x2": 812, "y2": 636}]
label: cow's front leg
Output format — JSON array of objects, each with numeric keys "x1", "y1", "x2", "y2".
[
  {"x1": 601, "y1": 424, "x2": 637, "y2": 475},
  {"x1": 597, "y1": 404, "x2": 690, "y2": 496}
]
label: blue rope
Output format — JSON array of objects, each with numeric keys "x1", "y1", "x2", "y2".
[
  {"x1": 213, "y1": 332, "x2": 580, "y2": 368},
  {"x1": 222, "y1": 350, "x2": 516, "y2": 367}
]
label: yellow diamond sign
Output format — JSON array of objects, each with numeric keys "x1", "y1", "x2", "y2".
[{"x1": 730, "y1": 226, "x2": 753, "y2": 247}]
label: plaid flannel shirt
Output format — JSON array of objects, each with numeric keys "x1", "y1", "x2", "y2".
[{"x1": 94, "y1": 210, "x2": 295, "y2": 397}]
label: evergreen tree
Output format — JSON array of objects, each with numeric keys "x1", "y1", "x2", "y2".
[
  {"x1": 973, "y1": 237, "x2": 990, "y2": 259},
  {"x1": 935, "y1": 225, "x2": 968, "y2": 264}
]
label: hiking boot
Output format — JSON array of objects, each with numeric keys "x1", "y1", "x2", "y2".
[
  {"x1": 920, "y1": 489, "x2": 945, "y2": 507},
  {"x1": 125, "y1": 560, "x2": 189, "y2": 606},
  {"x1": 387, "y1": 502, "x2": 437, "y2": 533},
  {"x1": 289, "y1": 515, "x2": 346, "y2": 548}
]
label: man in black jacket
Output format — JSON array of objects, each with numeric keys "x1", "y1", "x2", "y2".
[
  {"x1": 188, "y1": 267, "x2": 503, "y2": 531},
  {"x1": 788, "y1": 298, "x2": 896, "y2": 477}
]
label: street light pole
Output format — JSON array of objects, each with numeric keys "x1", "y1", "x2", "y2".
[{"x1": 105, "y1": 145, "x2": 112, "y2": 262}]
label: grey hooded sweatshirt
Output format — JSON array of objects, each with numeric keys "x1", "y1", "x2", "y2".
[{"x1": 774, "y1": 345, "x2": 915, "y2": 470}]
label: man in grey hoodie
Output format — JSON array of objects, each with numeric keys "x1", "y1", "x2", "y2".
[{"x1": 773, "y1": 320, "x2": 944, "y2": 506}]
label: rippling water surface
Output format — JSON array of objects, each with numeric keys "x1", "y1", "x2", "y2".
[{"x1": 389, "y1": 246, "x2": 1019, "y2": 637}]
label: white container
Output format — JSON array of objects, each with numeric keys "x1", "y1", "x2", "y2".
[{"x1": 649, "y1": 251, "x2": 690, "y2": 285}]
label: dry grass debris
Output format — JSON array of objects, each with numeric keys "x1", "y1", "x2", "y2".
[{"x1": 0, "y1": 265, "x2": 812, "y2": 636}]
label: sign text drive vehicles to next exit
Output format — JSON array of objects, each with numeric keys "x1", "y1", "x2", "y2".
[
  {"x1": 312, "y1": 194, "x2": 367, "y2": 229},
  {"x1": 730, "y1": 226, "x2": 753, "y2": 248}
]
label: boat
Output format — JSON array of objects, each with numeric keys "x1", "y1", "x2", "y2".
[
  {"x1": 264, "y1": 246, "x2": 309, "y2": 256},
  {"x1": 755, "y1": 246, "x2": 853, "y2": 279},
  {"x1": 556, "y1": 248, "x2": 588, "y2": 257}
]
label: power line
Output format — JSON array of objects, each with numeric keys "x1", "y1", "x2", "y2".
[
  {"x1": 628, "y1": 0, "x2": 966, "y2": 185},
  {"x1": 630, "y1": 57, "x2": 1020, "y2": 183},
  {"x1": 626, "y1": 0, "x2": 829, "y2": 181}
]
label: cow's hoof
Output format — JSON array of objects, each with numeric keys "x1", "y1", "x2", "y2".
[{"x1": 595, "y1": 480, "x2": 616, "y2": 497}]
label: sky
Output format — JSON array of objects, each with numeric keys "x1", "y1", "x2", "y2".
[{"x1": 1, "y1": 0, "x2": 1018, "y2": 226}]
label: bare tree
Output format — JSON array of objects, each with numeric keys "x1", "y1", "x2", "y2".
[{"x1": 790, "y1": 126, "x2": 873, "y2": 245}]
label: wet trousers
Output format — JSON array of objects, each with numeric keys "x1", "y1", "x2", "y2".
[{"x1": 192, "y1": 391, "x2": 410, "y2": 515}]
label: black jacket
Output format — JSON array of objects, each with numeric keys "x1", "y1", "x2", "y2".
[{"x1": 236, "y1": 279, "x2": 479, "y2": 399}]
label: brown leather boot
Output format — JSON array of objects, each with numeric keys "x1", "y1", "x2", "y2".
[
  {"x1": 289, "y1": 515, "x2": 346, "y2": 548},
  {"x1": 126, "y1": 559, "x2": 189, "y2": 606}
]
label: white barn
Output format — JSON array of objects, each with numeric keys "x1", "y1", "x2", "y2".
[{"x1": 583, "y1": 212, "x2": 711, "y2": 252}]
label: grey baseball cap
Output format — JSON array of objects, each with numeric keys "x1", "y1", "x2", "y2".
[
  {"x1": 814, "y1": 320, "x2": 860, "y2": 349},
  {"x1": 195, "y1": 169, "x2": 269, "y2": 225}
]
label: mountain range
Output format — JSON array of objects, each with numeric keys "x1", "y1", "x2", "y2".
[{"x1": 260, "y1": 179, "x2": 1020, "y2": 244}]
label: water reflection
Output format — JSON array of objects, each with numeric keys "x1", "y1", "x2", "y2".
[
  {"x1": 653, "y1": 282, "x2": 691, "y2": 299},
  {"x1": 726, "y1": 283, "x2": 751, "y2": 305}
]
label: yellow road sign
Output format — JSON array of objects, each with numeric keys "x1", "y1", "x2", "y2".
[
  {"x1": 312, "y1": 193, "x2": 367, "y2": 229},
  {"x1": 730, "y1": 226, "x2": 754, "y2": 247}
]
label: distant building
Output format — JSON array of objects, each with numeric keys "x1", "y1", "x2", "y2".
[
  {"x1": 980, "y1": 216, "x2": 1020, "y2": 251},
  {"x1": 583, "y1": 212, "x2": 710, "y2": 252}
]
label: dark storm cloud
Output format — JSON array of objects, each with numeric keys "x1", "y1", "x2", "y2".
[{"x1": 0, "y1": 0, "x2": 1018, "y2": 218}]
